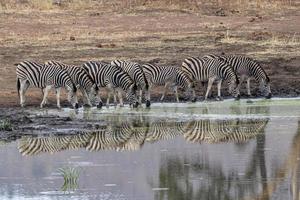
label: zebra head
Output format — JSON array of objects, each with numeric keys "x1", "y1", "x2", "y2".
[
  {"x1": 88, "y1": 84, "x2": 99, "y2": 102},
  {"x1": 177, "y1": 71, "x2": 196, "y2": 102},
  {"x1": 126, "y1": 83, "x2": 139, "y2": 108},
  {"x1": 260, "y1": 76, "x2": 272, "y2": 99}
]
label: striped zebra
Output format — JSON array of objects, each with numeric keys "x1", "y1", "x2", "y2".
[
  {"x1": 142, "y1": 64, "x2": 196, "y2": 102},
  {"x1": 45, "y1": 60, "x2": 98, "y2": 106},
  {"x1": 203, "y1": 54, "x2": 272, "y2": 98},
  {"x1": 181, "y1": 56, "x2": 240, "y2": 100},
  {"x1": 111, "y1": 60, "x2": 151, "y2": 107},
  {"x1": 82, "y1": 61, "x2": 139, "y2": 108},
  {"x1": 16, "y1": 61, "x2": 78, "y2": 109}
]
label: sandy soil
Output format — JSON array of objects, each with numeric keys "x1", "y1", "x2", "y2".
[{"x1": 0, "y1": 6, "x2": 299, "y2": 108}]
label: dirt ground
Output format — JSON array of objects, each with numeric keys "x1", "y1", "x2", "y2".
[{"x1": 0, "y1": 3, "x2": 299, "y2": 108}]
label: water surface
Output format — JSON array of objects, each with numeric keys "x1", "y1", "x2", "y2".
[{"x1": 0, "y1": 98, "x2": 299, "y2": 200}]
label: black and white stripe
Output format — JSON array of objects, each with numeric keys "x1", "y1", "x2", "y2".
[
  {"x1": 17, "y1": 118, "x2": 268, "y2": 155},
  {"x1": 82, "y1": 61, "x2": 138, "y2": 108},
  {"x1": 181, "y1": 56, "x2": 240, "y2": 100},
  {"x1": 142, "y1": 63, "x2": 196, "y2": 102},
  {"x1": 203, "y1": 54, "x2": 271, "y2": 98},
  {"x1": 18, "y1": 121, "x2": 145, "y2": 154},
  {"x1": 18, "y1": 133, "x2": 92, "y2": 156},
  {"x1": 183, "y1": 118, "x2": 268, "y2": 144},
  {"x1": 45, "y1": 60, "x2": 98, "y2": 106},
  {"x1": 146, "y1": 121, "x2": 188, "y2": 142},
  {"x1": 111, "y1": 60, "x2": 151, "y2": 107},
  {"x1": 16, "y1": 60, "x2": 78, "y2": 108}
]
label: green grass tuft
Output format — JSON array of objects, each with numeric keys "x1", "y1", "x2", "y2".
[
  {"x1": 0, "y1": 120, "x2": 12, "y2": 131},
  {"x1": 58, "y1": 166, "x2": 80, "y2": 192}
]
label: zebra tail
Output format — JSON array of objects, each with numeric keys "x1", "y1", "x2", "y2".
[{"x1": 17, "y1": 78, "x2": 20, "y2": 98}]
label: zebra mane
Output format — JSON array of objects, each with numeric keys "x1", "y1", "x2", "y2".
[{"x1": 71, "y1": 82, "x2": 77, "y2": 93}]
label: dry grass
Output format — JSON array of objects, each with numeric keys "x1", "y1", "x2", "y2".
[{"x1": 0, "y1": 0, "x2": 297, "y2": 13}]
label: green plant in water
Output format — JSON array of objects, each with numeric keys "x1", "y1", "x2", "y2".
[
  {"x1": 0, "y1": 120, "x2": 12, "y2": 131},
  {"x1": 58, "y1": 167, "x2": 80, "y2": 192}
]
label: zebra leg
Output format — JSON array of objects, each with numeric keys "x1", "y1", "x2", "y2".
[
  {"x1": 205, "y1": 78, "x2": 215, "y2": 100},
  {"x1": 191, "y1": 88, "x2": 197, "y2": 102},
  {"x1": 118, "y1": 90, "x2": 124, "y2": 107},
  {"x1": 40, "y1": 85, "x2": 52, "y2": 108},
  {"x1": 145, "y1": 86, "x2": 151, "y2": 108},
  {"x1": 113, "y1": 89, "x2": 118, "y2": 107},
  {"x1": 139, "y1": 89, "x2": 143, "y2": 105},
  {"x1": 106, "y1": 90, "x2": 111, "y2": 108},
  {"x1": 173, "y1": 85, "x2": 179, "y2": 103},
  {"x1": 96, "y1": 88, "x2": 103, "y2": 108},
  {"x1": 247, "y1": 78, "x2": 251, "y2": 96},
  {"x1": 160, "y1": 82, "x2": 170, "y2": 101},
  {"x1": 20, "y1": 80, "x2": 30, "y2": 107},
  {"x1": 81, "y1": 88, "x2": 92, "y2": 107},
  {"x1": 55, "y1": 87, "x2": 61, "y2": 109},
  {"x1": 216, "y1": 80, "x2": 223, "y2": 101}
]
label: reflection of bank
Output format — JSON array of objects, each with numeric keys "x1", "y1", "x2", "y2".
[
  {"x1": 254, "y1": 120, "x2": 300, "y2": 200},
  {"x1": 153, "y1": 120, "x2": 300, "y2": 200},
  {"x1": 17, "y1": 117, "x2": 270, "y2": 156}
]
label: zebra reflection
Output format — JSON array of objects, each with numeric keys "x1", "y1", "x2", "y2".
[{"x1": 18, "y1": 118, "x2": 269, "y2": 155}]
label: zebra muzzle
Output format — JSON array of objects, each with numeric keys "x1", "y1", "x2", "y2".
[
  {"x1": 146, "y1": 100, "x2": 151, "y2": 108},
  {"x1": 97, "y1": 102, "x2": 103, "y2": 109},
  {"x1": 235, "y1": 94, "x2": 241, "y2": 100},
  {"x1": 133, "y1": 102, "x2": 139, "y2": 108},
  {"x1": 266, "y1": 93, "x2": 272, "y2": 99}
]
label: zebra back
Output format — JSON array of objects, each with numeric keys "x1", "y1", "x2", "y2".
[
  {"x1": 16, "y1": 60, "x2": 77, "y2": 92},
  {"x1": 46, "y1": 60, "x2": 96, "y2": 92},
  {"x1": 182, "y1": 56, "x2": 238, "y2": 83},
  {"x1": 111, "y1": 60, "x2": 149, "y2": 90},
  {"x1": 82, "y1": 61, "x2": 137, "y2": 93},
  {"x1": 204, "y1": 54, "x2": 269, "y2": 83}
]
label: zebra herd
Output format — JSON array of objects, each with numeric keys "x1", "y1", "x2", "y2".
[
  {"x1": 16, "y1": 54, "x2": 272, "y2": 109},
  {"x1": 18, "y1": 117, "x2": 269, "y2": 155}
]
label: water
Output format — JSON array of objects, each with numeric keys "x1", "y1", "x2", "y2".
[{"x1": 0, "y1": 98, "x2": 300, "y2": 200}]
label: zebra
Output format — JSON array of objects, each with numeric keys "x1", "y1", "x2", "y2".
[
  {"x1": 82, "y1": 61, "x2": 139, "y2": 108},
  {"x1": 203, "y1": 54, "x2": 272, "y2": 98},
  {"x1": 45, "y1": 60, "x2": 98, "y2": 106},
  {"x1": 16, "y1": 61, "x2": 78, "y2": 109},
  {"x1": 142, "y1": 63, "x2": 196, "y2": 102},
  {"x1": 181, "y1": 56, "x2": 240, "y2": 100},
  {"x1": 111, "y1": 60, "x2": 151, "y2": 107}
]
